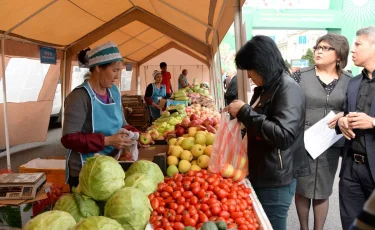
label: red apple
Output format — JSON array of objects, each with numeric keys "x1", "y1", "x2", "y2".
[
  {"x1": 197, "y1": 125, "x2": 207, "y2": 131},
  {"x1": 207, "y1": 125, "x2": 216, "y2": 134},
  {"x1": 196, "y1": 119, "x2": 204, "y2": 125},
  {"x1": 211, "y1": 118, "x2": 218, "y2": 126},
  {"x1": 190, "y1": 114, "x2": 199, "y2": 121},
  {"x1": 150, "y1": 131, "x2": 159, "y2": 140},
  {"x1": 139, "y1": 133, "x2": 152, "y2": 145},
  {"x1": 181, "y1": 118, "x2": 190, "y2": 128},
  {"x1": 175, "y1": 127, "x2": 185, "y2": 137},
  {"x1": 163, "y1": 131, "x2": 175, "y2": 139},
  {"x1": 203, "y1": 118, "x2": 213, "y2": 127},
  {"x1": 190, "y1": 120, "x2": 200, "y2": 127},
  {"x1": 175, "y1": 123, "x2": 181, "y2": 130}
]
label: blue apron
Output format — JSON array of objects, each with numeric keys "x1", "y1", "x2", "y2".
[
  {"x1": 66, "y1": 81, "x2": 123, "y2": 181},
  {"x1": 149, "y1": 83, "x2": 166, "y2": 119},
  {"x1": 178, "y1": 74, "x2": 188, "y2": 89}
]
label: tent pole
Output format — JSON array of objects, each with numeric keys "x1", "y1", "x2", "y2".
[
  {"x1": 215, "y1": 30, "x2": 224, "y2": 110},
  {"x1": 1, "y1": 37, "x2": 11, "y2": 170},
  {"x1": 233, "y1": 0, "x2": 246, "y2": 102},
  {"x1": 61, "y1": 49, "x2": 67, "y2": 126}
]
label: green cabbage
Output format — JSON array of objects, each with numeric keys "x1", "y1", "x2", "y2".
[
  {"x1": 126, "y1": 160, "x2": 164, "y2": 185},
  {"x1": 104, "y1": 187, "x2": 152, "y2": 230},
  {"x1": 24, "y1": 210, "x2": 76, "y2": 230},
  {"x1": 73, "y1": 191, "x2": 100, "y2": 217},
  {"x1": 73, "y1": 216, "x2": 124, "y2": 230},
  {"x1": 76, "y1": 156, "x2": 125, "y2": 201},
  {"x1": 53, "y1": 194, "x2": 85, "y2": 222},
  {"x1": 124, "y1": 173, "x2": 157, "y2": 195}
]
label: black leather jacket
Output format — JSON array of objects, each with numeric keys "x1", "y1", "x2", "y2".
[{"x1": 237, "y1": 73, "x2": 310, "y2": 187}]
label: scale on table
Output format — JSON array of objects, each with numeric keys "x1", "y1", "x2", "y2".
[{"x1": 0, "y1": 173, "x2": 46, "y2": 200}]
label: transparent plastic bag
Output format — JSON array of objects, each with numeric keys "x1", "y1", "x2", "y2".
[
  {"x1": 116, "y1": 128, "x2": 140, "y2": 161},
  {"x1": 209, "y1": 113, "x2": 248, "y2": 181}
]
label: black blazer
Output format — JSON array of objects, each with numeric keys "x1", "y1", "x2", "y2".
[{"x1": 336, "y1": 74, "x2": 375, "y2": 182}]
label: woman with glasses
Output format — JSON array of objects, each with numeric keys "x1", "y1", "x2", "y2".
[{"x1": 292, "y1": 34, "x2": 352, "y2": 230}]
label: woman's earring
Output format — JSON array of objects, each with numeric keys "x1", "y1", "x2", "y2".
[{"x1": 336, "y1": 61, "x2": 340, "y2": 67}]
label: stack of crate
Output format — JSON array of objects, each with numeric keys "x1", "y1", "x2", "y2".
[{"x1": 121, "y1": 95, "x2": 150, "y2": 131}]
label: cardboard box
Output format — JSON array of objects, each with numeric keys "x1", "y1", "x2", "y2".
[
  {"x1": 0, "y1": 183, "x2": 51, "y2": 230},
  {"x1": 19, "y1": 159, "x2": 69, "y2": 193},
  {"x1": 119, "y1": 145, "x2": 167, "y2": 175}
]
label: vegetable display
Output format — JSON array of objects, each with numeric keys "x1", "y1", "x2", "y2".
[
  {"x1": 76, "y1": 156, "x2": 125, "y2": 201},
  {"x1": 124, "y1": 173, "x2": 157, "y2": 195},
  {"x1": 148, "y1": 170, "x2": 259, "y2": 230},
  {"x1": 24, "y1": 210, "x2": 76, "y2": 230},
  {"x1": 126, "y1": 160, "x2": 164, "y2": 185}
]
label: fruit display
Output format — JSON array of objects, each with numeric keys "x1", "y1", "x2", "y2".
[
  {"x1": 148, "y1": 170, "x2": 260, "y2": 230},
  {"x1": 166, "y1": 130, "x2": 215, "y2": 175},
  {"x1": 147, "y1": 104, "x2": 188, "y2": 140},
  {"x1": 190, "y1": 95, "x2": 215, "y2": 109}
]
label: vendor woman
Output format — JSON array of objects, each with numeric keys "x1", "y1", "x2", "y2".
[
  {"x1": 144, "y1": 70, "x2": 167, "y2": 119},
  {"x1": 61, "y1": 42, "x2": 137, "y2": 189}
]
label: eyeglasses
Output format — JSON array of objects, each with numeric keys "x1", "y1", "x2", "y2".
[{"x1": 313, "y1": 45, "x2": 335, "y2": 52}]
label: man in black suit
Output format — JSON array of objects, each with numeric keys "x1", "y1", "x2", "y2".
[{"x1": 336, "y1": 26, "x2": 375, "y2": 230}]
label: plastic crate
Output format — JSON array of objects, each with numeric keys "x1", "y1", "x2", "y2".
[{"x1": 166, "y1": 99, "x2": 188, "y2": 108}]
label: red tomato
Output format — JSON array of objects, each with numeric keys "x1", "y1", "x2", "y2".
[
  {"x1": 208, "y1": 185, "x2": 214, "y2": 191},
  {"x1": 190, "y1": 196, "x2": 199, "y2": 205},
  {"x1": 197, "y1": 223, "x2": 203, "y2": 229},
  {"x1": 165, "y1": 226, "x2": 173, "y2": 230},
  {"x1": 161, "y1": 218, "x2": 169, "y2": 226},
  {"x1": 217, "y1": 189, "x2": 228, "y2": 199},
  {"x1": 231, "y1": 212, "x2": 244, "y2": 219},
  {"x1": 169, "y1": 202, "x2": 178, "y2": 210},
  {"x1": 211, "y1": 206, "x2": 221, "y2": 215},
  {"x1": 188, "y1": 170, "x2": 196, "y2": 177},
  {"x1": 183, "y1": 191, "x2": 193, "y2": 199},
  {"x1": 209, "y1": 216, "x2": 218, "y2": 221},
  {"x1": 217, "y1": 216, "x2": 226, "y2": 222},
  {"x1": 219, "y1": 210, "x2": 230, "y2": 219},
  {"x1": 173, "y1": 222, "x2": 185, "y2": 230},
  {"x1": 172, "y1": 191, "x2": 181, "y2": 199},
  {"x1": 158, "y1": 183, "x2": 167, "y2": 192},
  {"x1": 228, "y1": 223, "x2": 237, "y2": 228},
  {"x1": 192, "y1": 186, "x2": 200, "y2": 195},
  {"x1": 164, "y1": 197, "x2": 174, "y2": 204},
  {"x1": 151, "y1": 211, "x2": 158, "y2": 216},
  {"x1": 175, "y1": 215, "x2": 182, "y2": 222},
  {"x1": 207, "y1": 178, "x2": 215, "y2": 184},
  {"x1": 236, "y1": 217, "x2": 246, "y2": 225},
  {"x1": 177, "y1": 197, "x2": 186, "y2": 205},
  {"x1": 176, "y1": 205, "x2": 185, "y2": 214},
  {"x1": 148, "y1": 194, "x2": 155, "y2": 200},
  {"x1": 151, "y1": 198, "x2": 159, "y2": 210},
  {"x1": 201, "y1": 182, "x2": 209, "y2": 191},
  {"x1": 157, "y1": 207, "x2": 165, "y2": 214},
  {"x1": 161, "y1": 192, "x2": 170, "y2": 199},
  {"x1": 167, "y1": 181, "x2": 177, "y2": 188},
  {"x1": 164, "y1": 185, "x2": 173, "y2": 194},
  {"x1": 239, "y1": 225, "x2": 248, "y2": 230},
  {"x1": 184, "y1": 202, "x2": 190, "y2": 209},
  {"x1": 188, "y1": 206, "x2": 197, "y2": 216},
  {"x1": 199, "y1": 212, "x2": 209, "y2": 223},
  {"x1": 200, "y1": 203, "x2": 210, "y2": 212},
  {"x1": 191, "y1": 182, "x2": 200, "y2": 188},
  {"x1": 206, "y1": 210, "x2": 213, "y2": 218},
  {"x1": 182, "y1": 211, "x2": 191, "y2": 222}
]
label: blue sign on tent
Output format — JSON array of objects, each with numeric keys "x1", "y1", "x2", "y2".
[{"x1": 40, "y1": 46, "x2": 56, "y2": 64}]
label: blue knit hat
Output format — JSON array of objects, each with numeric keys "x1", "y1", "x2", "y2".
[{"x1": 87, "y1": 42, "x2": 123, "y2": 67}]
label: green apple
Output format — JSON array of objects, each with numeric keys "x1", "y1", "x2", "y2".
[
  {"x1": 181, "y1": 138, "x2": 195, "y2": 150},
  {"x1": 197, "y1": 155, "x2": 210, "y2": 169},
  {"x1": 194, "y1": 133, "x2": 207, "y2": 145},
  {"x1": 167, "y1": 165, "x2": 179, "y2": 177},
  {"x1": 205, "y1": 133, "x2": 215, "y2": 145},
  {"x1": 191, "y1": 144, "x2": 204, "y2": 158},
  {"x1": 171, "y1": 146, "x2": 184, "y2": 158}
]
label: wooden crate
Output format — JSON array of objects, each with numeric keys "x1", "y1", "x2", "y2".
[
  {"x1": 122, "y1": 95, "x2": 150, "y2": 131},
  {"x1": 19, "y1": 159, "x2": 70, "y2": 193}
]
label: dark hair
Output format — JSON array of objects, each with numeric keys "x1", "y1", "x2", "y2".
[
  {"x1": 160, "y1": 62, "x2": 167, "y2": 68},
  {"x1": 315, "y1": 33, "x2": 349, "y2": 74},
  {"x1": 78, "y1": 48, "x2": 113, "y2": 72},
  {"x1": 235, "y1": 35, "x2": 289, "y2": 89},
  {"x1": 182, "y1": 69, "x2": 187, "y2": 74}
]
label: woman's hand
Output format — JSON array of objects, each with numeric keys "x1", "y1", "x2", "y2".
[
  {"x1": 327, "y1": 112, "x2": 344, "y2": 129},
  {"x1": 224, "y1": 100, "x2": 246, "y2": 118},
  {"x1": 104, "y1": 133, "x2": 134, "y2": 149},
  {"x1": 153, "y1": 103, "x2": 160, "y2": 109}
]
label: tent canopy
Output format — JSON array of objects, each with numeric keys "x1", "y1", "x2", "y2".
[{"x1": 1, "y1": 0, "x2": 245, "y2": 65}]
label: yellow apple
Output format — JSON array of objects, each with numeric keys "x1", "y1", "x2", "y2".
[
  {"x1": 168, "y1": 145, "x2": 175, "y2": 155},
  {"x1": 204, "y1": 145, "x2": 213, "y2": 157},
  {"x1": 178, "y1": 160, "x2": 191, "y2": 173},
  {"x1": 205, "y1": 133, "x2": 215, "y2": 145},
  {"x1": 221, "y1": 164, "x2": 234, "y2": 178},
  {"x1": 181, "y1": 138, "x2": 195, "y2": 150},
  {"x1": 197, "y1": 155, "x2": 210, "y2": 169},
  {"x1": 188, "y1": 127, "x2": 198, "y2": 137},
  {"x1": 194, "y1": 133, "x2": 207, "y2": 145},
  {"x1": 239, "y1": 157, "x2": 247, "y2": 169},
  {"x1": 167, "y1": 156, "x2": 179, "y2": 166},
  {"x1": 180, "y1": 150, "x2": 193, "y2": 161},
  {"x1": 233, "y1": 169, "x2": 245, "y2": 181},
  {"x1": 190, "y1": 165, "x2": 201, "y2": 171},
  {"x1": 191, "y1": 144, "x2": 204, "y2": 158},
  {"x1": 191, "y1": 160, "x2": 198, "y2": 165},
  {"x1": 171, "y1": 146, "x2": 184, "y2": 158},
  {"x1": 168, "y1": 138, "x2": 177, "y2": 146},
  {"x1": 176, "y1": 137, "x2": 185, "y2": 146}
]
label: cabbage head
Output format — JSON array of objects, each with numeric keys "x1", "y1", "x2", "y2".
[
  {"x1": 126, "y1": 160, "x2": 164, "y2": 185},
  {"x1": 104, "y1": 187, "x2": 152, "y2": 230},
  {"x1": 124, "y1": 173, "x2": 157, "y2": 195},
  {"x1": 73, "y1": 216, "x2": 124, "y2": 230},
  {"x1": 53, "y1": 194, "x2": 85, "y2": 222},
  {"x1": 76, "y1": 156, "x2": 125, "y2": 201},
  {"x1": 24, "y1": 210, "x2": 76, "y2": 230}
]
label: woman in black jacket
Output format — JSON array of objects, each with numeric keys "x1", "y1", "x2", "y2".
[{"x1": 226, "y1": 35, "x2": 310, "y2": 230}]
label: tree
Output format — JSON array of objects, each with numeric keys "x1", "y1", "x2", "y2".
[{"x1": 301, "y1": 48, "x2": 315, "y2": 66}]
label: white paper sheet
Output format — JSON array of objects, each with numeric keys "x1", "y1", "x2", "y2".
[{"x1": 304, "y1": 111, "x2": 343, "y2": 159}]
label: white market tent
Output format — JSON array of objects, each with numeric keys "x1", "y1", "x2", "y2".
[{"x1": 0, "y1": 0, "x2": 246, "y2": 170}]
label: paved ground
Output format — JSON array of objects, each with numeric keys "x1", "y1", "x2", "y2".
[{"x1": 0, "y1": 125, "x2": 343, "y2": 229}]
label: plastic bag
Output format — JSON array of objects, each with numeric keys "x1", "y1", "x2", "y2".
[
  {"x1": 209, "y1": 112, "x2": 248, "y2": 181},
  {"x1": 116, "y1": 128, "x2": 140, "y2": 161}
]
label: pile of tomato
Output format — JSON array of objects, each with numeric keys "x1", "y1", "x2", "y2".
[
  {"x1": 148, "y1": 170, "x2": 260, "y2": 230},
  {"x1": 47, "y1": 184, "x2": 64, "y2": 207}
]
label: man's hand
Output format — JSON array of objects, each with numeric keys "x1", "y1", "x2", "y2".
[
  {"x1": 328, "y1": 112, "x2": 344, "y2": 129},
  {"x1": 347, "y1": 112, "x2": 374, "y2": 130},
  {"x1": 338, "y1": 116, "x2": 356, "y2": 140}
]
